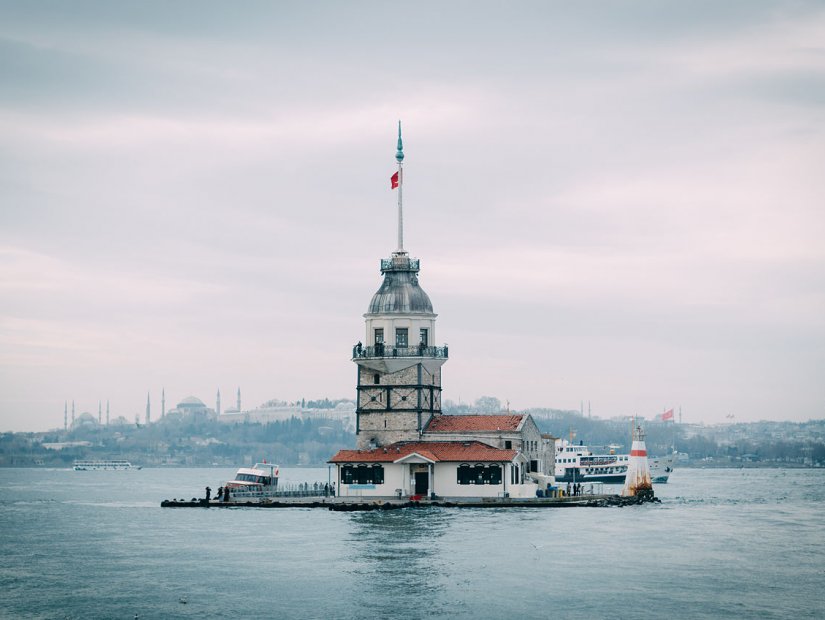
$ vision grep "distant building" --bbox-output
[72,412,99,429]
[164,396,217,420]
[219,400,355,431]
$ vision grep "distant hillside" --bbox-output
[1,415,355,467]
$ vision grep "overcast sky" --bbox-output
[1,1,823,431]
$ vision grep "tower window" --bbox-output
[373,374,380,385]
[374,328,384,344]
[396,328,408,348]
[419,328,428,347]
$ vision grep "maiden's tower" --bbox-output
[351,124,448,450]
[331,125,554,499]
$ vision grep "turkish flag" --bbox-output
[662,409,674,421]
[391,171,399,189]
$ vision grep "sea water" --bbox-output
[0,467,822,619]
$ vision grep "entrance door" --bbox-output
[414,471,429,495]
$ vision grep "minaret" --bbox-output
[71,401,75,427]
[237,387,241,412]
[98,401,102,425]
[145,392,150,424]
[161,388,165,418]
[216,389,221,416]
[64,401,68,431]
[106,400,110,426]
[352,124,448,449]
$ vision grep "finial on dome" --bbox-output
[395,120,404,162]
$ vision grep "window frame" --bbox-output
[395,328,408,348]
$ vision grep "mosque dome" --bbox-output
[74,412,98,426]
[367,256,433,315]
[178,396,206,409]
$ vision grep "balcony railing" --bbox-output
[353,343,448,359]
[380,257,420,272]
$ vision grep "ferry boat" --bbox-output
[555,440,677,484]
[73,460,141,471]
[224,462,280,498]
[650,451,678,483]
[555,440,628,484]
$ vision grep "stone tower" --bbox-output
[352,124,448,449]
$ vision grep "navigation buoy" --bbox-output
[621,422,655,500]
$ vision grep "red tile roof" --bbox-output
[329,441,517,463]
[425,414,524,433]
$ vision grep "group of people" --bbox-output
[205,486,231,502]
[566,482,585,497]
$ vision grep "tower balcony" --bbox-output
[380,256,420,272]
[353,343,448,360]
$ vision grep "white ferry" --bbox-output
[555,440,677,484]
[224,462,280,498]
[73,460,141,471]
[650,451,678,483]
[555,440,628,484]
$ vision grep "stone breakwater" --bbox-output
[160,494,659,511]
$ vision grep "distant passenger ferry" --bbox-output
[73,460,141,471]
[555,440,677,484]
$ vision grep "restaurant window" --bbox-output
[374,328,384,344]
[419,328,428,347]
[457,464,501,485]
[396,328,408,348]
[342,464,384,485]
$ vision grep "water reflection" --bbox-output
[344,507,455,617]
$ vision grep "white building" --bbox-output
[330,127,553,499]
[219,401,356,431]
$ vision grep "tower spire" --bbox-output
[145,392,150,424]
[395,121,404,253]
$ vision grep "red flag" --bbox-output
[662,409,674,421]
[390,171,399,189]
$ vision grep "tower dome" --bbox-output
[367,255,433,315]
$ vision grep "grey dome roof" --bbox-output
[367,258,434,314]
[178,396,205,407]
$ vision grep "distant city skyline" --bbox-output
[2,2,824,432]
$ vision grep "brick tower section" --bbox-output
[352,252,448,450]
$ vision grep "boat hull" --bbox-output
[556,471,626,484]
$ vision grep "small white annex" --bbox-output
[330,440,539,499]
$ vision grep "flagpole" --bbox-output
[396,121,404,253]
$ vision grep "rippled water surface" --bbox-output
[1,467,823,619]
